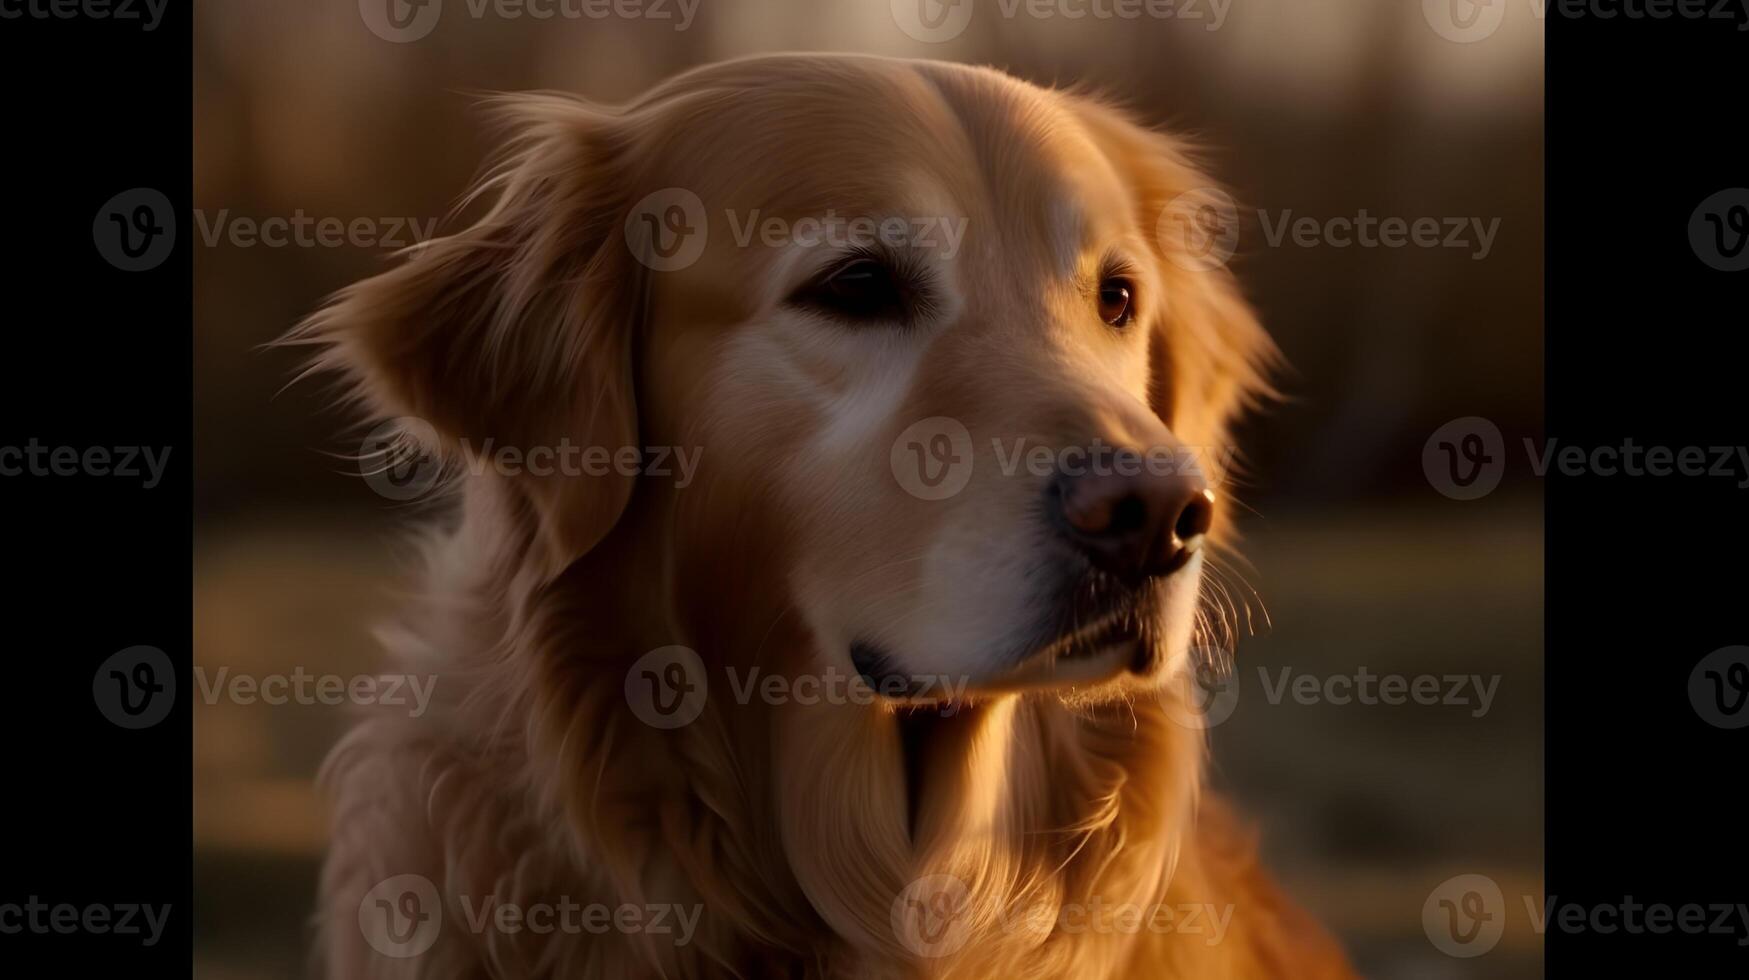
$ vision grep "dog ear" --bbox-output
[291,95,641,579]
[1070,96,1280,452]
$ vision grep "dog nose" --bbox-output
[1048,457,1214,581]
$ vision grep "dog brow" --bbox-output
[1048,196,1085,278]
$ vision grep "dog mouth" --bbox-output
[872,609,1158,838]
[1039,610,1150,665]
[851,592,1169,839]
[985,608,1153,692]
[849,598,1163,707]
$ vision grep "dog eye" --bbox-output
[1097,277,1135,327]
[791,257,912,324]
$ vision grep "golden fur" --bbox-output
[295,54,1356,979]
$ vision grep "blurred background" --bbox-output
[195,1,1542,976]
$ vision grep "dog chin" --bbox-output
[850,621,1179,710]
[848,554,1204,707]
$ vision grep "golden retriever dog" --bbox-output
[295,53,1355,979]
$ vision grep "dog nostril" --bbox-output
[1060,482,1147,537]
[1109,494,1148,535]
[1052,472,1213,580]
[1174,488,1216,544]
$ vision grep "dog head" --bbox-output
[300,54,1274,702]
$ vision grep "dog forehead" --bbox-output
[645,58,1116,233]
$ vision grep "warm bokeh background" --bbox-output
[195,1,1542,976]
